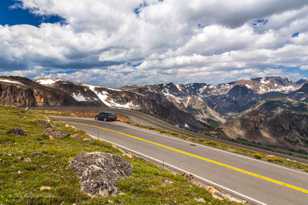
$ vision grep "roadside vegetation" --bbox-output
[0,106,238,205]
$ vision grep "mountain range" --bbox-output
[1,75,308,153]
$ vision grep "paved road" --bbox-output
[38,106,308,161]
[54,116,308,205]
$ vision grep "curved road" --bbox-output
[53,116,308,205]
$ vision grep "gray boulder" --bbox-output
[45,127,69,139]
[70,152,132,197]
[7,128,26,136]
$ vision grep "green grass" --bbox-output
[0,106,237,205]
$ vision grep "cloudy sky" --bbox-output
[0,0,308,87]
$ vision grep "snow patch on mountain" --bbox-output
[176,84,183,92]
[258,84,299,94]
[199,85,209,94]
[0,78,24,86]
[88,85,140,109]
[72,93,88,102]
[36,79,60,86]
[244,84,253,89]
[164,93,183,105]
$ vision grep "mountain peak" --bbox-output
[227,84,255,96]
[36,78,63,86]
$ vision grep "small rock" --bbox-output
[182,173,194,181]
[45,128,69,139]
[206,186,247,204]
[163,179,174,185]
[207,186,224,200]
[31,152,44,157]
[40,186,52,191]
[40,165,48,169]
[82,138,91,142]
[24,157,32,163]
[123,153,133,159]
[17,170,22,175]
[7,128,26,136]
[17,156,24,160]
[194,197,205,203]
[71,133,84,140]
[70,152,132,197]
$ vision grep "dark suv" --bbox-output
[95,112,117,122]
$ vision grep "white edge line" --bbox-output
[63,116,308,176]
[85,132,268,205]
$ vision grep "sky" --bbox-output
[0,0,308,87]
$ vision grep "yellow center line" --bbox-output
[77,122,308,195]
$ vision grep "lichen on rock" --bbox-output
[45,127,69,139]
[70,152,132,197]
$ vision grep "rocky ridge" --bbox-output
[223,100,308,152]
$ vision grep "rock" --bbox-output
[40,186,52,191]
[206,186,247,204]
[182,173,194,181]
[45,127,69,139]
[163,179,173,185]
[0,76,83,107]
[123,153,133,159]
[71,133,84,140]
[36,120,52,129]
[194,197,206,203]
[23,157,32,163]
[70,152,132,197]
[7,128,26,136]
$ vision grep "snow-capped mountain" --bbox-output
[33,75,308,121]
[189,76,301,96]
[33,78,208,130]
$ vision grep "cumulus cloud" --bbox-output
[0,0,308,86]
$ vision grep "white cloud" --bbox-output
[0,0,307,86]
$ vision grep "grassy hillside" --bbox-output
[0,106,237,205]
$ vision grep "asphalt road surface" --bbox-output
[54,116,308,205]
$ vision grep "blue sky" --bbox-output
[0,0,63,26]
[0,0,307,87]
